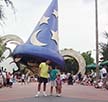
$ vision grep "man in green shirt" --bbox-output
[35,60,51,97]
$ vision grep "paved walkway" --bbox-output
[0,82,108,102]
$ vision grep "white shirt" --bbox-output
[21,74,25,79]
[101,67,107,74]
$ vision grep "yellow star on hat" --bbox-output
[52,9,58,18]
[39,16,49,25]
[51,30,59,44]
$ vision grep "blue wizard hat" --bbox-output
[13,0,64,68]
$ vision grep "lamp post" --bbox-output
[95,0,99,80]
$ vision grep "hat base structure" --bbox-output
[13,43,64,68]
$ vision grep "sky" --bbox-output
[1,0,108,60]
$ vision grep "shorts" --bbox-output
[22,79,25,82]
[38,77,48,84]
[50,80,57,87]
[103,73,107,77]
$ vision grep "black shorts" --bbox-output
[38,77,48,84]
[22,79,25,82]
[103,73,107,77]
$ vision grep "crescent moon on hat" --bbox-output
[30,29,47,46]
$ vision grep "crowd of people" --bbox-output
[66,65,108,90]
[0,67,34,88]
[0,60,108,97]
[35,60,108,97]
[0,68,14,88]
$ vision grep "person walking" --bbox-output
[35,60,51,97]
[21,74,26,85]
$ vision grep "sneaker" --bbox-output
[56,94,61,97]
[35,91,40,97]
[58,94,61,97]
[43,92,47,96]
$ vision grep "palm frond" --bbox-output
[4,0,15,10]
[0,0,15,24]
[0,5,6,20]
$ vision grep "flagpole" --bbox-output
[95,0,99,80]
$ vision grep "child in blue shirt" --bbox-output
[49,66,59,96]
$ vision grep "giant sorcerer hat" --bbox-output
[13,0,64,68]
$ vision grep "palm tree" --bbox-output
[100,32,108,61]
[0,38,5,56]
[0,0,14,23]
[81,51,94,65]
[0,37,6,62]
